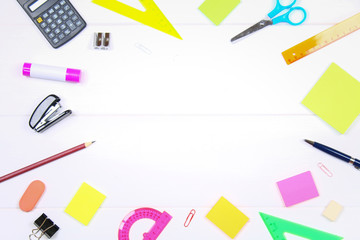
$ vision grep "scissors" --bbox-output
[231,0,307,42]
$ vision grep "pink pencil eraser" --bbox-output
[19,180,45,212]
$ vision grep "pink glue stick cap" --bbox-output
[23,63,32,76]
[66,68,81,82]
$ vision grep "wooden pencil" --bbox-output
[0,141,95,183]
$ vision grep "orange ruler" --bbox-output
[282,12,360,65]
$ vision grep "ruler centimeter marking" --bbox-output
[282,12,360,65]
[118,208,172,240]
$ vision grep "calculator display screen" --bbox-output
[29,0,49,12]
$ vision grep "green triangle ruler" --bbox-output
[92,0,182,39]
[259,212,343,240]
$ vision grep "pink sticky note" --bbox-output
[277,171,319,207]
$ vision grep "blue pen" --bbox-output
[305,139,360,170]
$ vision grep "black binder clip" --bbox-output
[29,213,59,239]
[29,94,72,133]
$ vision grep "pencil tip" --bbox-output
[304,139,314,145]
[85,141,96,147]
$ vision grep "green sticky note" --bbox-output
[199,0,241,26]
[65,183,106,226]
[302,63,360,134]
[206,197,249,238]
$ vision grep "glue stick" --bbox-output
[22,63,81,83]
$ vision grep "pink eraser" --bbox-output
[19,180,45,212]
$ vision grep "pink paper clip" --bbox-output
[184,209,196,227]
[318,162,333,177]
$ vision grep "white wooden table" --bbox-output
[1,0,360,239]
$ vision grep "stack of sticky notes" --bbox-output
[206,196,249,238]
[302,63,360,134]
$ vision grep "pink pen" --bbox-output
[23,62,81,83]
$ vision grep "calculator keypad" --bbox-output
[36,0,85,47]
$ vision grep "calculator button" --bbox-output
[37,17,43,23]
[68,10,74,16]
[60,0,66,5]
[71,15,78,21]
[42,13,49,19]
[54,28,61,35]
[50,23,57,29]
[58,9,64,15]
[59,33,65,40]
[75,20,82,27]
[66,20,76,30]
[52,14,58,19]
[64,5,70,11]
[62,14,68,20]
[54,4,60,10]
[46,18,53,24]
[56,19,62,25]
[48,8,55,14]
[49,32,55,38]
[53,38,59,44]
[64,29,71,35]
[44,27,51,33]
[60,24,66,30]
[40,22,47,28]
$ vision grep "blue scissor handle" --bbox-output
[268,0,297,18]
[272,7,307,25]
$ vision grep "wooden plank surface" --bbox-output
[0,0,359,239]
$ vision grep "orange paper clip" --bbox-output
[184,209,196,227]
[318,162,333,177]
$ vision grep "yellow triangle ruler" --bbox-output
[92,0,182,39]
[282,12,360,65]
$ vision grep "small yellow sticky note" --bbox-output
[206,197,249,238]
[302,63,360,134]
[65,183,106,226]
[322,200,343,221]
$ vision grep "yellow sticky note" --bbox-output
[206,197,249,238]
[65,183,106,226]
[302,63,360,134]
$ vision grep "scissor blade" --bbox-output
[231,19,273,42]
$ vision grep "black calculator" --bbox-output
[17,0,86,48]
